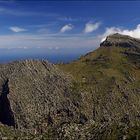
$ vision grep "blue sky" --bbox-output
[1,1,140,54]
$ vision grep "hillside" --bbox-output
[59,33,140,139]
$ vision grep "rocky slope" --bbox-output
[0,60,82,134]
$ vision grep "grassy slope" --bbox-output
[59,46,140,94]
[58,46,140,139]
[59,46,139,83]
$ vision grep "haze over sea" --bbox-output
[0,47,93,64]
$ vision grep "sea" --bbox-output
[0,47,94,64]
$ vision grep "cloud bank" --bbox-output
[101,24,140,42]
[0,34,100,50]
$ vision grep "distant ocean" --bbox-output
[0,53,81,64]
[0,47,94,64]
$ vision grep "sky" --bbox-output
[0,0,140,63]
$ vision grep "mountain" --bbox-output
[0,34,140,139]
[59,33,140,139]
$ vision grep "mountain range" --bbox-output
[0,33,140,140]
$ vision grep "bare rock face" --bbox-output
[100,33,140,48]
[0,60,81,132]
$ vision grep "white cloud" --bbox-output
[84,22,101,33]
[60,24,73,33]
[101,24,140,42]
[9,26,27,33]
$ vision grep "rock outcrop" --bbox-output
[100,33,140,48]
[0,60,81,132]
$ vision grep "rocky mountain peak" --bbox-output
[100,33,140,48]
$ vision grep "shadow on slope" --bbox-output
[0,79,15,127]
